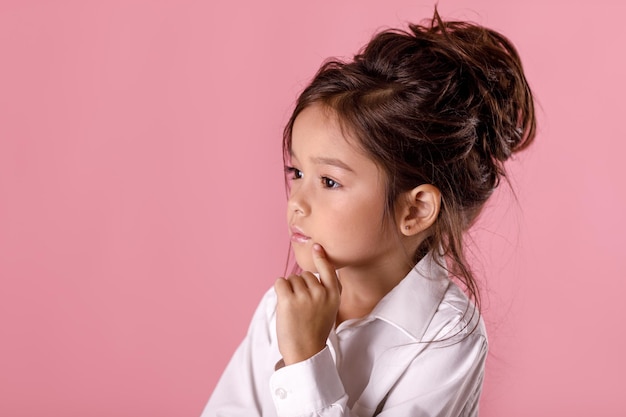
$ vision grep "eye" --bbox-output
[321,176,341,189]
[285,166,303,180]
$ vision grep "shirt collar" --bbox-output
[370,251,450,341]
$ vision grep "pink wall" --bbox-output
[1,0,624,415]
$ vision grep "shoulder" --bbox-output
[426,280,487,349]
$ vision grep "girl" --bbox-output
[201,10,535,417]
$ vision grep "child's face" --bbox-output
[287,104,401,273]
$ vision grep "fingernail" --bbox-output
[313,243,322,253]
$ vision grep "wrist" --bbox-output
[282,344,326,366]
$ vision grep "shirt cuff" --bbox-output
[269,347,346,417]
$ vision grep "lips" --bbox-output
[290,225,311,244]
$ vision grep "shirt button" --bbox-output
[274,388,287,399]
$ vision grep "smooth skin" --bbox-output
[275,104,441,366]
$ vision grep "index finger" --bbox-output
[311,243,341,295]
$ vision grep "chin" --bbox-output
[294,251,316,273]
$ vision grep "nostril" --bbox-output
[288,198,307,216]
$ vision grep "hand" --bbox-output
[274,243,341,366]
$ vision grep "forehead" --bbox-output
[290,104,367,162]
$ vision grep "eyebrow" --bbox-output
[290,150,355,173]
[310,156,355,172]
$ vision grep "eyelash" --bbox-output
[284,166,342,189]
[285,166,303,180]
[321,177,340,189]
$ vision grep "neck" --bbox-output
[335,253,414,325]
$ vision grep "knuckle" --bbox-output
[274,279,286,292]
[289,274,303,284]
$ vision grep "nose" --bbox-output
[287,184,309,216]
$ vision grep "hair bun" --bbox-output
[408,14,536,163]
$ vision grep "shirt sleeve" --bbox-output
[269,347,349,417]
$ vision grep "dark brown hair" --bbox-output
[283,10,536,314]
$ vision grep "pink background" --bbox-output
[1,0,625,415]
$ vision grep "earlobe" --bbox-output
[399,184,441,236]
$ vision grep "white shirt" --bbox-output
[201,252,488,417]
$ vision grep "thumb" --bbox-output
[312,244,341,295]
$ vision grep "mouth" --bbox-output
[290,226,311,244]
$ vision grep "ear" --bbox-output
[397,184,441,237]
